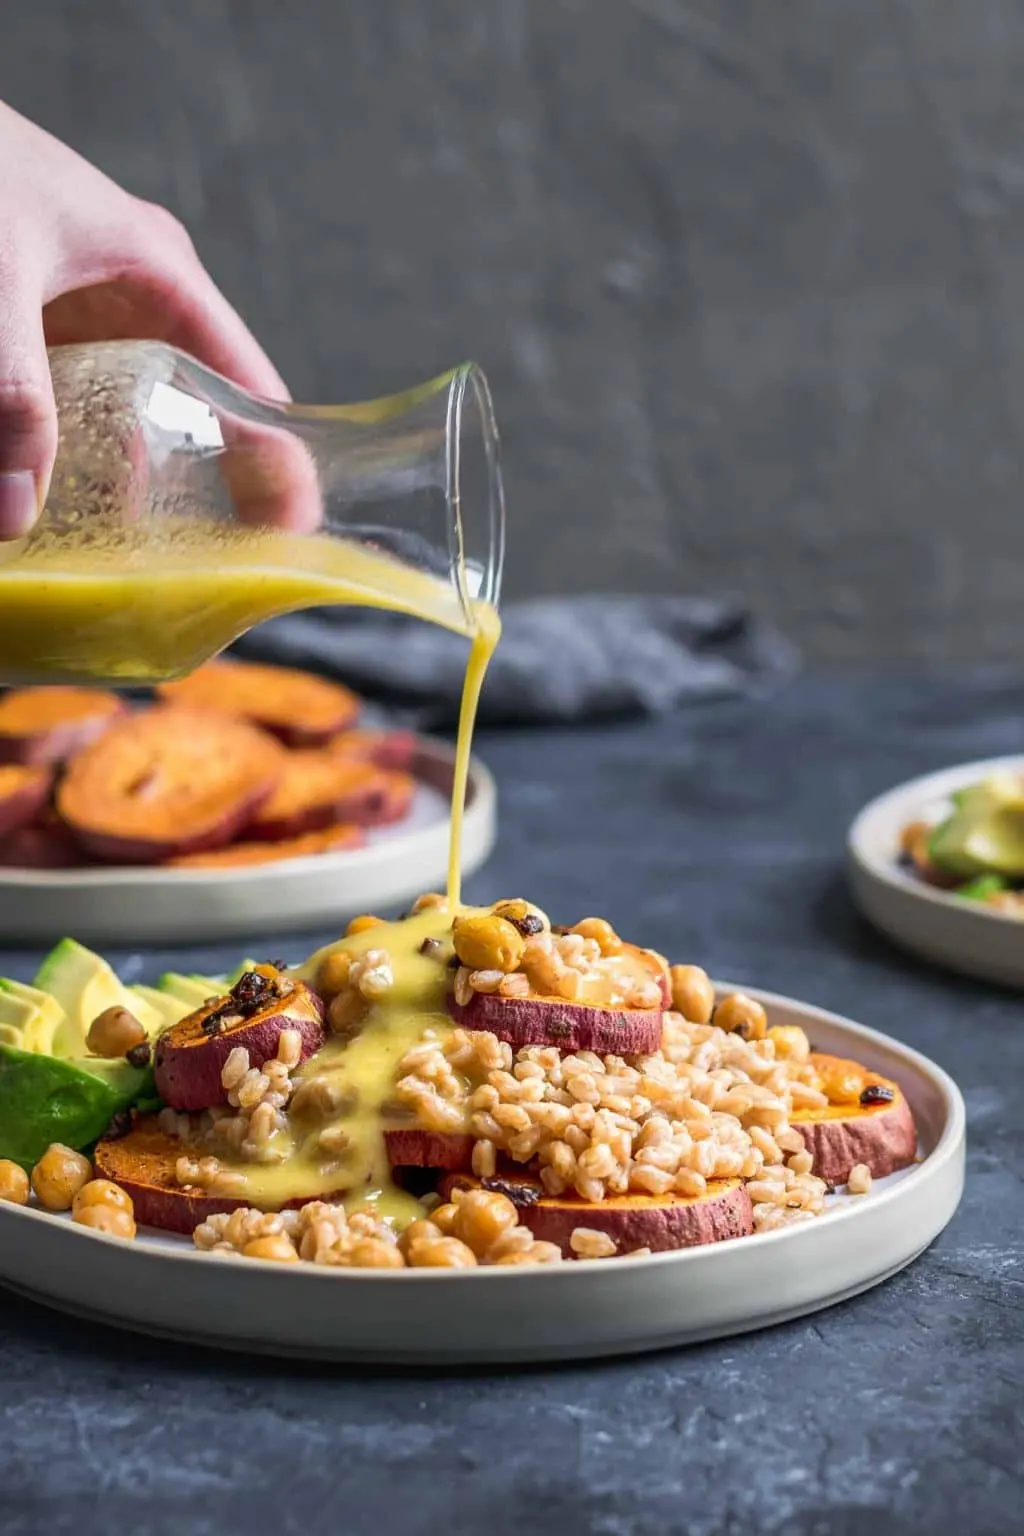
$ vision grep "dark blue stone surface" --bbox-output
[0,674,1021,1535]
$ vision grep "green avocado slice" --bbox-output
[0,1045,151,1170]
[928,774,1024,879]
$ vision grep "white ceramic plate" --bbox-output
[0,739,496,945]
[847,754,1024,987]
[0,987,964,1364]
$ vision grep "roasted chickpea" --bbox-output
[346,914,385,936]
[397,1218,443,1257]
[72,1179,134,1218]
[73,1205,137,1240]
[451,1189,519,1258]
[86,1006,147,1059]
[411,892,448,914]
[328,988,367,1038]
[426,1202,459,1236]
[348,1238,406,1269]
[493,899,549,937]
[669,964,716,1024]
[571,917,622,956]
[767,1024,811,1064]
[317,949,353,999]
[407,1236,478,1268]
[31,1143,92,1211]
[713,992,767,1041]
[242,1233,299,1262]
[815,1056,866,1105]
[899,820,930,856]
[0,1159,29,1205]
[452,915,525,974]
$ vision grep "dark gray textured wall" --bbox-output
[2,0,1022,664]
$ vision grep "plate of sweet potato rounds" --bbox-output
[0,659,496,944]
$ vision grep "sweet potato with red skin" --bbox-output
[250,752,415,840]
[168,823,364,870]
[0,822,90,869]
[0,765,53,837]
[57,707,285,863]
[157,659,360,746]
[792,1068,917,1184]
[385,1129,474,1171]
[328,729,417,771]
[94,1116,347,1233]
[448,991,665,1055]
[0,688,127,766]
[440,1172,754,1254]
[447,941,669,1054]
[153,975,325,1112]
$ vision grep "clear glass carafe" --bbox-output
[0,342,504,685]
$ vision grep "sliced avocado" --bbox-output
[0,979,65,1056]
[130,984,192,1029]
[956,873,1010,903]
[34,938,165,1057]
[225,959,259,985]
[157,972,221,1010]
[928,774,1024,880]
[0,1043,150,1170]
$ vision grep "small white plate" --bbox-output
[0,739,496,946]
[848,755,1024,988]
[0,987,965,1364]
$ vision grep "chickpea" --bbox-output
[452,915,525,974]
[767,1024,811,1064]
[669,964,716,1024]
[428,1202,459,1236]
[346,914,385,936]
[397,1218,443,1257]
[713,992,768,1041]
[0,1159,29,1205]
[406,1236,478,1268]
[242,1233,300,1262]
[328,988,367,1038]
[86,1006,147,1059]
[316,949,353,999]
[815,1056,866,1105]
[31,1143,92,1211]
[899,820,930,856]
[73,1205,137,1240]
[492,1250,538,1266]
[348,1238,406,1269]
[571,918,623,957]
[411,892,448,914]
[493,899,549,937]
[72,1179,134,1218]
[451,1189,519,1258]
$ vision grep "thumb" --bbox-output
[0,283,57,540]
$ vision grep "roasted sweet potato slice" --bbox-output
[440,1172,754,1255]
[792,1056,917,1183]
[385,1129,474,1172]
[0,687,127,766]
[153,970,325,1111]
[168,824,365,870]
[328,729,417,771]
[157,658,360,746]
[56,707,284,863]
[250,751,414,840]
[0,765,53,838]
[447,944,669,1054]
[94,1114,346,1234]
[0,822,89,870]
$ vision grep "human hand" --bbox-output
[0,100,292,539]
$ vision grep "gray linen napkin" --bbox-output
[232,596,798,730]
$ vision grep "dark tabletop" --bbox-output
[1,672,1021,1536]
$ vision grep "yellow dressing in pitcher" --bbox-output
[0,522,500,912]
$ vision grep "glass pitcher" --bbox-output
[0,342,505,685]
